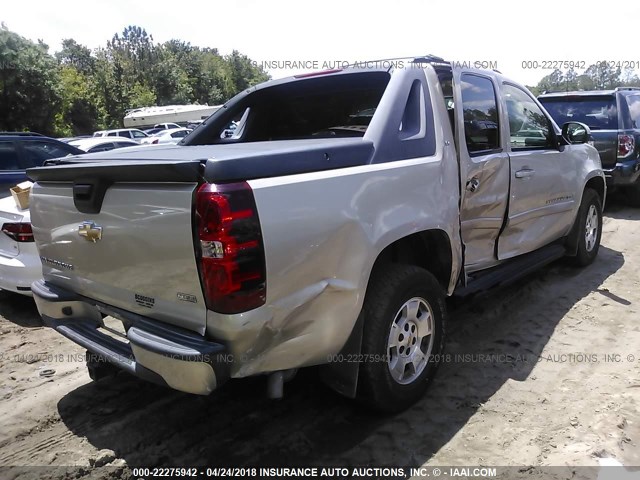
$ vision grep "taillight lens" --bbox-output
[2,223,34,242]
[618,134,635,158]
[195,182,266,314]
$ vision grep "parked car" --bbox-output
[143,123,182,136]
[141,127,192,144]
[92,129,149,142]
[154,123,181,130]
[0,195,39,296]
[0,133,83,197]
[27,58,604,412]
[58,135,92,143]
[68,137,139,153]
[539,87,640,205]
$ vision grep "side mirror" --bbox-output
[561,122,591,145]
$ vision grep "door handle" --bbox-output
[466,177,480,192]
[515,168,535,179]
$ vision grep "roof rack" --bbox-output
[0,131,44,136]
[412,54,447,64]
[615,87,640,91]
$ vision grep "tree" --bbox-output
[0,24,271,134]
[54,65,104,135]
[56,38,95,75]
[584,61,621,90]
[0,26,61,135]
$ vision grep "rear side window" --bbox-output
[625,95,640,128]
[131,130,146,138]
[0,142,19,170]
[117,131,131,138]
[460,74,500,154]
[539,96,617,130]
[171,130,188,138]
[21,141,78,168]
[88,143,115,153]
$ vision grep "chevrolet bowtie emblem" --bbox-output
[78,221,102,242]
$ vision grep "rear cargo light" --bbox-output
[618,134,635,158]
[195,182,266,314]
[1,223,34,242]
[294,69,343,78]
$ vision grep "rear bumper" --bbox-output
[31,280,231,395]
[603,158,640,187]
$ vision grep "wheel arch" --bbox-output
[369,229,454,292]
[319,229,454,399]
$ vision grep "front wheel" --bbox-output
[568,188,602,267]
[357,264,446,412]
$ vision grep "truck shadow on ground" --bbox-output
[0,290,42,328]
[56,244,624,468]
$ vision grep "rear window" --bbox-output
[189,71,391,144]
[539,96,618,130]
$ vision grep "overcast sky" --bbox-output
[3,0,640,86]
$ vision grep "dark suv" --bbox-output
[0,133,83,197]
[539,88,640,205]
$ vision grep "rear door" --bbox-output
[498,83,577,259]
[453,69,510,272]
[0,141,23,197]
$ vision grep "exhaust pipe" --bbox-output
[266,369,297,399]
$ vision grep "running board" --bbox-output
[454,244,566,298]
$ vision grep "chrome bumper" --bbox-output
[31,280,230,395]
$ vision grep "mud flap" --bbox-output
[317,310,364,398]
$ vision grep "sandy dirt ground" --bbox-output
[0,200,638,479]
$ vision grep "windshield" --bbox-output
[539,96,618,130]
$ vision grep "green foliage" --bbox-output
[0,28,61,135]
[0,24,270,135]
[532,61,640,94]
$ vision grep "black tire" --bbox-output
[357,264,446,413]
[568,189,602,267]
[624,183,640,207]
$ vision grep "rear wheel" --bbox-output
[568,189,602,267]
[357,264,446,412]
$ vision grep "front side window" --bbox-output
[460,74,500,154]
[132,130,146,138]
[503,84,553,149]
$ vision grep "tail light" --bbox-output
[2,223,34,242]
[195,182,266,314]
[618,134,635,158]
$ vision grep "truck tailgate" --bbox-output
[29,160,207,334]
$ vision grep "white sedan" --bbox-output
[0,196,40,296]
[68,137,140,153]
[141,128,192,145]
